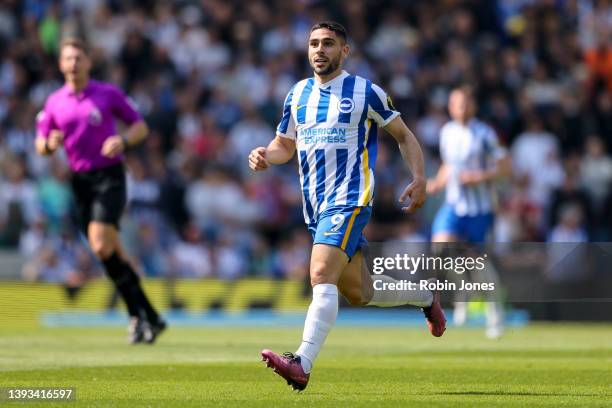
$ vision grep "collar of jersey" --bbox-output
[65,80,93,97]
[452,118,479,128]
[313,70,349,88]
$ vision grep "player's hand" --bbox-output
[101,135,125,158]
[399,177,426,214]
[459,170,486,186]
[248,147,269,171]
[47,130,64,151]
[426,178,439,195]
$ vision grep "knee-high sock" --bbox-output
[102,252,161,323]
[296,284,338,374]
[121,259,161,324]
[480,259,504,329]
[367,275,433,308]
[102,252,141,318]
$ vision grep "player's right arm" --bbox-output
[248,136,296,171]
[427,163,449,195]
[34,101,63,156]
[249,86,297,172]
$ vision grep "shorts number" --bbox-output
[330,214,346,232]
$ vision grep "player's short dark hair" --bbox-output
[451,84,475,98]
[59,37,89,55]
[310,21,348,43]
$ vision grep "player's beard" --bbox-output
[312,54,341,76]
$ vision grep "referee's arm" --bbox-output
[121,120,149,147]
[35,130,64,156]
[101,120,149,158]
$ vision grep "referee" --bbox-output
[35,37,166,344]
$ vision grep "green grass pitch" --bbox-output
[1,324,611,407]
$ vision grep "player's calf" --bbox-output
[337,250,373,306]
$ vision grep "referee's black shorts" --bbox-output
[70,163,126,234]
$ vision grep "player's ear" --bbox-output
[58,59,67,74]
[342,42,350,58]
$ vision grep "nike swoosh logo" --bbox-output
[296,105,307,110]
[323,232,341,236]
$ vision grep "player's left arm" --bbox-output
[367,83,426,213]
[459,127,512,186]
[460,156,511,186]
[101,85,149,158]
[383,116,426,214]
[101,120,148,158]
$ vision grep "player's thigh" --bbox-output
[309,206,371,286]
[70,173,94,236]
[337,250,373,306]
[311,206,371,260]
[88,165,127,255]
[309,243,349,286]
[91,166,126,228]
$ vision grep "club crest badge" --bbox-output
[337,97,355,114]
[88,107,102,126]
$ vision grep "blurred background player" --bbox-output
[35,37,166,344]
[250,21,445,391]
[427,85,511,339]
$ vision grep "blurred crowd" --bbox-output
[0,0,610,285]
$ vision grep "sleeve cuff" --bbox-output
[276,132,295,140]
[380,111,400,127]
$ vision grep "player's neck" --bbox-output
[314,69,344,85]
[456,116,474,125]
[67,77,90,93]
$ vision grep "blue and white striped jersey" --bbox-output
[439,118,506,216]
[276,70,399,224]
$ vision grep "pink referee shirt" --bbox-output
[36,80,142,172]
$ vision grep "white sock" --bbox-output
[367,275,433,308]
[296,283,338,374]
[486,302,504,330]
[454,301,467,326]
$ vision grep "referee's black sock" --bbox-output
[102,252,141,318]
[120,260,161,325]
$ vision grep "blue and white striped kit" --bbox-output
[276,70,399,224]
[439,118,506,216]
